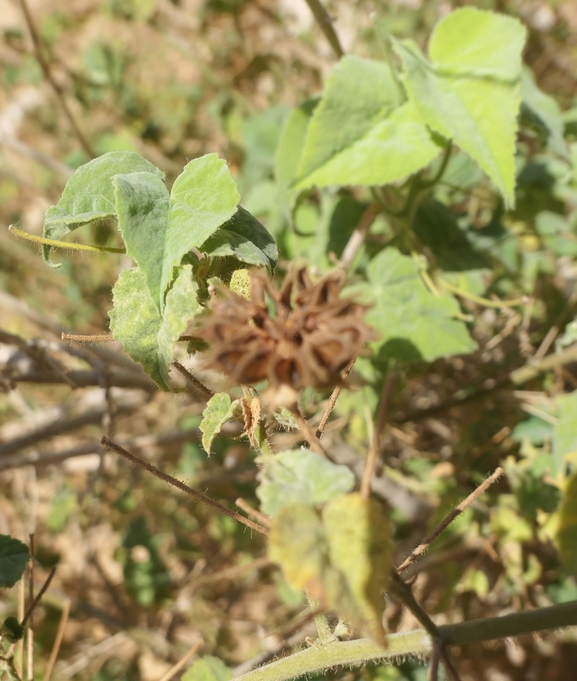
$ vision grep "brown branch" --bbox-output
[101,437,268,536]
[291,405,327,457]
[339,203,381,269]
[172,360,214,400]
[315,362,355,440]
[397,467,504,574]
[21,567,56,629]
[61,333,114,343]
[192,556,273,587]
[18,0,95,158]
[158,640,202,681]
[236,498,271,528]
[0,426,200,472]
[8,367,155,391]
[42,598,70,681]
[360,371,398,498]
[303,0,344,59]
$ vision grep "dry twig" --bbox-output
[101,437,268,536]
[360,371,398,498]
[397,467,504,574]
[18,0,95,158]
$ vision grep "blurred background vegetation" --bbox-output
[2,0,577,679]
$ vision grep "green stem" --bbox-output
[440,279,525,309]
[234,630,432,681]
[305,595,333,645]
[9,225,125,254]
[234,600,577,681]
[419,142,453,190]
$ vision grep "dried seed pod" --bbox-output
[194,266,374,391]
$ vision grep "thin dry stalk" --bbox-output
[236,498,271,527]
[192,556,272,587]
[429,639,441,681]
[43,598,71,681]
[315,362,355,439]
[17,577,25,677]
[303,0,344,58]
[290,406,327,457]
[17,0,95,158]
[172,360,214,400]
[61,334,113,342]
[397,467,504,573]
[21,567,56,629]
[157,640,202,681]
[360,372,398,498]
[26,534,34,681]
[101,437,268,535]
[534,290,577,361]
[339,204,381,269]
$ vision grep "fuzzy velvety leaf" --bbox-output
[201,207,278,270]
[269,495,392,643]
[43,151,163,266]
[0,535,30,588]
[348,248,476,361]
[114,171,170,311]
[257,448,356,517]
[166,154,240,288]
[268,504,328,597]
[294,56,439,189]
[323,494,392,645]
[200,393,239,456]
[275,98,319,188]
[395,8,526,207]
[557,472,577,578]
[108,265,200,391]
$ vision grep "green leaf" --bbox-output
[43,151,163,266]
[323,494,392,644]
[200,393,240,456]
[257,449,356,517]
[0,535,30,588]
[394,8,527,207]
[167,153,240,283]
[182,656,232,681]
[114,154,240,310]
[553,391,577,473]
[557,471,577,577]
[348,248,476,362]
[1,616,25,644]
[294,56,440,189]
[201,206,279,270]
[108,264,200,390]
[113,171,170,311]
[275,98,319,188]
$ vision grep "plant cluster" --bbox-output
[3,1,577,680]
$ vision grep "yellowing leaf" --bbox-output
[323,494,392,644]
[268,504,327,600]
[268,495,393,643]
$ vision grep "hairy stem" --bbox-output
[234,600,577,681]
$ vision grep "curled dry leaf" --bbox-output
[193,265,375,391]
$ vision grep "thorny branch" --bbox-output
[397,467,504,573]
[101,437,269,536]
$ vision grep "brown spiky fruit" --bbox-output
[194,266,374,391]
